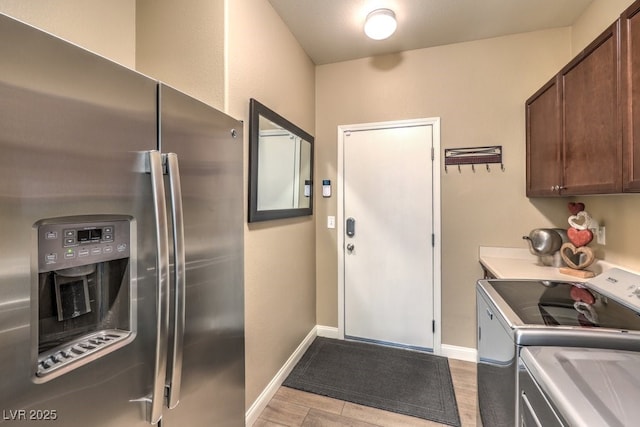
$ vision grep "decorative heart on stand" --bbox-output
[567,227,593,247]
[567,211,592,230]
[561,243,595,270]
[568,202,586,215]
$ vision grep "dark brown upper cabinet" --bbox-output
[622,1,640,191]
[561,21,621,195]
[526,21,622,196]
[526,77,562,196]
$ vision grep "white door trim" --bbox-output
[337,118,442,354]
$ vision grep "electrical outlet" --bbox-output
[596,226,606,245]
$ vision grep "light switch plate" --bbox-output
[327,216,336,229]
[596,226,606,245]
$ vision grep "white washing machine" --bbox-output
[520,346,640,426]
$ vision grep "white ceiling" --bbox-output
[268,0,594,65]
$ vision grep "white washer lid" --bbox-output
[521,346,640,427]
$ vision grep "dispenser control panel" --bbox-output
[585,268,640,312]
[38,218,131,272]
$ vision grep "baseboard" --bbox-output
[441,344,477,362]
[316,325,340,339]
[245,327,317,426]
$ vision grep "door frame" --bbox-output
[336,118,442,354]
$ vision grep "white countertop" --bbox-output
[478,246,616,281]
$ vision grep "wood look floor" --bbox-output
[253,359,478,427]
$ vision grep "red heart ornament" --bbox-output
[567,227,593,247]
[570,286,595,304]
[568,202,585,215]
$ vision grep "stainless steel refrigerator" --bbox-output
[0,13,245,426]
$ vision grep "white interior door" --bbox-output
[343,124,434,350]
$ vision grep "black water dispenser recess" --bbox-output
[35,216,134,381]
[53,265,93,321]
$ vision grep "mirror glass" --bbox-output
[249,99,314,222]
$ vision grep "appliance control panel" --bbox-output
[585,268,640,312]
[37,217,131,273]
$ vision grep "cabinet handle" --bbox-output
[486,308,493,320]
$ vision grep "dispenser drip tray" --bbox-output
[36,329,131,378]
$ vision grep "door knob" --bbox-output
[346,243,355,252]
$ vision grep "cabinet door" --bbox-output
[561,21,622,195]
[526,77,562,196]
[622,2,640,191]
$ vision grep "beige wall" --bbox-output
[315,0,640,350]
[315,29,573,348]
[572,0,635,52]
[568,0,640,272]
[0,0,135,67]
[226,0,316,411]
[0,0,227,109]
[136,0,225,109]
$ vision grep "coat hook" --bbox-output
[472,164,475,172]
[501,163,505,172]
[445,164,448,173]
[458,164,461,173]
[486,164,490,172]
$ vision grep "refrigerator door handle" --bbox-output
[165,153,185,409]
[147,150,170,424]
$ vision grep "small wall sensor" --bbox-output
[322,179,331,197]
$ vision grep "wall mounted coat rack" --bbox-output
[444,145,504,173]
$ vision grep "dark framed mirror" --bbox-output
[248,98,314,222]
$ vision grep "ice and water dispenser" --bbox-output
[35,216,134,381]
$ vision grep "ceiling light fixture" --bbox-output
[364,8,397,40]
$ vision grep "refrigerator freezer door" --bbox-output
[0,14,160,426]
[158,84,245,426]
